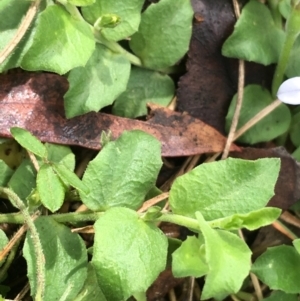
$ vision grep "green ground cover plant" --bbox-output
[1,0,300,300]
[0,128,284,300]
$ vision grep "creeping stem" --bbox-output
[0,187,45,301]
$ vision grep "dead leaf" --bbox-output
[230,147,300,209]
[176,0,236,133]
[0,72,239,157]
[177,0,275,134]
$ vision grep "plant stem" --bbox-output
[222,59,245,159]
[233,99,282,141]
[271,5,300,97]
[0,210,201,233]
[0,211,104,224]
[0,188,45,301]
[94,31,143,66]
[52,211,104,223]
[0,212,24,224]
[234,290,257,301]
[0,0,40,65]
[272,219,298,239]
[57,0,84,21]
[137,192,169,213]
[222,0,244,159]
[0,209,202,235]
[0,237,21,282]
[155,213,200,232]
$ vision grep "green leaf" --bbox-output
[292,145,300,161]
[286,35,300,78]
[263,291,298,301]
[45,143,75,171]
[82,0,144,41]
[293,238,300,254]
[10,127,47,158]
[0,229,8,268]
[64,43,130,118]
[23,217,88,301]
[81,130,162,211]
[52,163,89,195]
[21,5,95,75]
[278,0,292,19]
[112,67,175,118]
[37,163,65,212]
[92,207,168,300]
[252,245,300,293]
[169,158,280,220]
[225,85,291,144]
[74,263,107,301]
[172,236,208,278]
[289,110,300,147]
[222,0,285,65]
[0,160,13,186]
[196,212,251,300]
[8,159,36,206]
[208,207,281,231]
[0,0,39,72]
[129,0,193,70]
[68,0,95,6]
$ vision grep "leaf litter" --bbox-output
[0,72,239,157]
[1,0,300,300]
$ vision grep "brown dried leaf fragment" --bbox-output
[0,72,239,157]
[176,0,236,133]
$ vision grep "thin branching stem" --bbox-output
[233,99,282,140]
[27,150,40,172]
[0,0,40,65]
[0,188,45,301]
[222,0,245,159]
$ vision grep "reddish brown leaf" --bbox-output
[176,0,236,133]
[230,147,300,209]
[0,72,239,157]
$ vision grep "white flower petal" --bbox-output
[277,77,300,105]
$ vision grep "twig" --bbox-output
[232,0,241,17]
[249,272,263,301]
[0,224,27,262]
[168,288,177,301]
[222,0,245,159]
[0,236,22,283]
[137,192,169,213]
[27,150,40,172]
[0,0,40,65]
[233,99,282,141]
[239,229,263,300]
[280,210,300,228]
[13,283,30,301]
[204,152,221,163]
[188,277,195,301]
[272,219,298,240]
[222,59,245,159]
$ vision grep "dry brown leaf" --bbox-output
[0,72,239,156]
